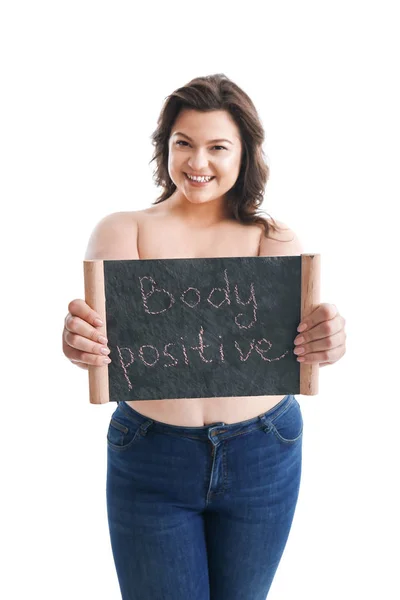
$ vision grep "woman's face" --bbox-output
[167,109,243,208]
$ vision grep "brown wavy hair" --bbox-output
[149,73,286,239]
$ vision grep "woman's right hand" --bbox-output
[62,299,111,370]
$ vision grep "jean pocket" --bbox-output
[107,411,143,452]
[269,398,303,445]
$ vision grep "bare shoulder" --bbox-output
[258,218,304,256]
[84,210,145,260]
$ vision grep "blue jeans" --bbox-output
[106,394,303,600]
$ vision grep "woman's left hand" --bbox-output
[293,303,346,367]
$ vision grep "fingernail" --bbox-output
[293,347,304,355]
[98,336,108,344]
[103,357,111,364]
[94,318,103,326]
[297,323,307,332]
[100,347,110,355]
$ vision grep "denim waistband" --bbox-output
[116,394,296,442]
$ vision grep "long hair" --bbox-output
[149,73,286,238]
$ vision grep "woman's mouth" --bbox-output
[184,173,216,187]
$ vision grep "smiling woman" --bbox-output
[167,109,242,212]
[149,74,287,236]
[63,73,307,600]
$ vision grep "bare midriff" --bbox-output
[122,204,287,427]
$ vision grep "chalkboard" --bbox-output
[84,254,320,403]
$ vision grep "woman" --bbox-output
[62,74,346,599]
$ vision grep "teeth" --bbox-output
[186,174,213,183]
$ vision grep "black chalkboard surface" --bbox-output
[84,254,320,403]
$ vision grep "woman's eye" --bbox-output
[175,141,226,150]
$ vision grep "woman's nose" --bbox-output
[187,150,209,171]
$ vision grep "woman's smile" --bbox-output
[184,172,216,187]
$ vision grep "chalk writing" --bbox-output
[116,326,289,391]
[103,255,301,400]
[139,268,257,329]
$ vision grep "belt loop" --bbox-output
[139,420,153,436]
[259,414,272,433]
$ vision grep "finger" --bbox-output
[296,314,343,344]
[64,312,108,346]
[297,344,346,365]
[298,303,338,333]
[63,326,110,357]
[65,344,112,367]
[295,330,345,356]
[67,298,104,328]
[70,360,89,371]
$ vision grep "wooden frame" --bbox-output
[84,254,320,404]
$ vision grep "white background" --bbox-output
[1,1,399,598]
